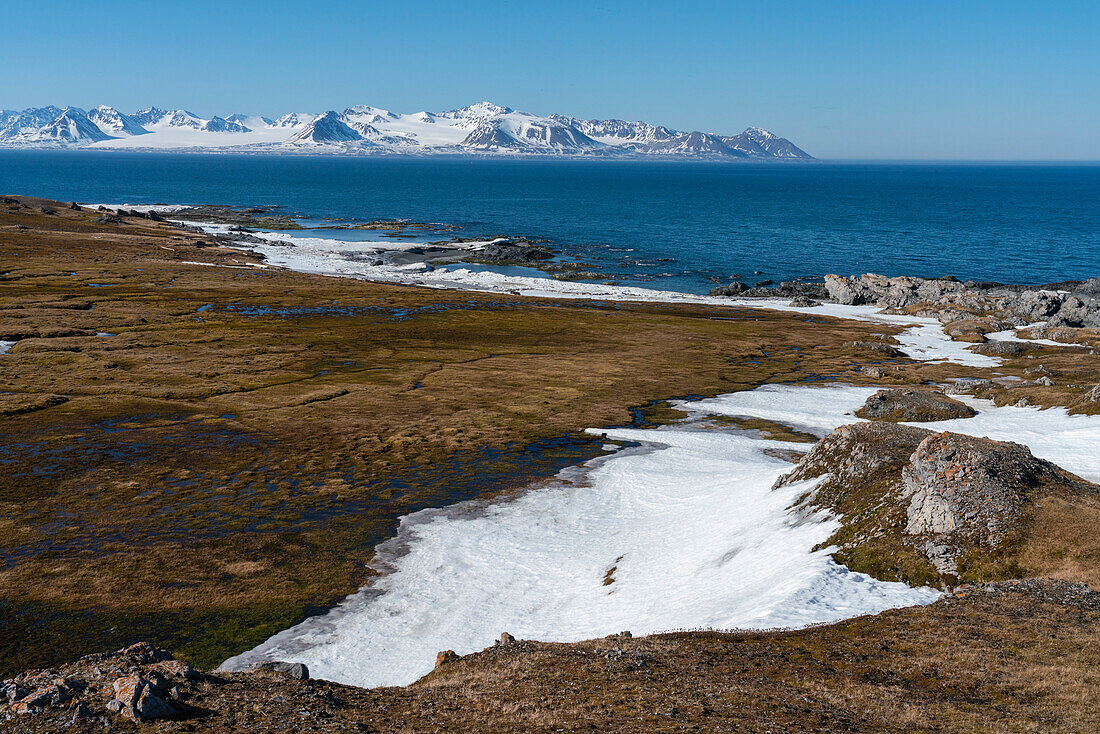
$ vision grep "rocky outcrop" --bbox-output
[824,274,1100,328]
[1,642,195,726]
[855,389,976,423]
[0,642,327,728]
[778,423,1100,582]
[775,422,933,499]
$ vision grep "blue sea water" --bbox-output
[2,151,1098,293]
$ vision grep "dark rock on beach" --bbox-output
[709,278,828,299]
[468,239,555,264]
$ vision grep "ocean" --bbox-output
[2,151,1098,291]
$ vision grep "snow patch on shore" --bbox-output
[222,380,1100,688]
[220,385,939,687]
[81,203,191,213]
[985,323,1090,349]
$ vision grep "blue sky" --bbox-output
[2,1,1097,159]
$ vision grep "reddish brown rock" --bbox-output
[435,650,460,668]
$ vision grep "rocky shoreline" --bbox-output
[713,272,1100,329]
[94,204,1100,309]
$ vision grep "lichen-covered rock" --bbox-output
[855,389,977,423]
[902,433,1086,548]
[1,643,185,726]
[111,675,142,707]
[435,650,460,668]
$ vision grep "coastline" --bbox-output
[3,197,939,675]
[2,197,1100,731]
[136,203,1100,686]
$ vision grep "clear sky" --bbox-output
[2,1,1097,159]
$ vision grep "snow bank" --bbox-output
[985,322,1090,349]
[221,384,939,687]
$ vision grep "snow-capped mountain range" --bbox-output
[0,102,812,159]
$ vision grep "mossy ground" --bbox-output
[0,198,913,674]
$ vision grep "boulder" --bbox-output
[111,675,142,707]
[972,340,1028,356]
[134,687,173,720]
[902,433,1087,547]
[855,389,977,423]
